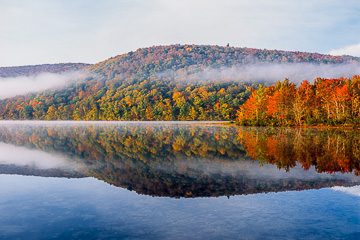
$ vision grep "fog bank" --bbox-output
[0,71,88,99]
[159,63,360,84]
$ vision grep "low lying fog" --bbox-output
[160,63,360,84]
[0,71,88,99]
[0,63,359,100]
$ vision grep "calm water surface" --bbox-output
[0,121,359,239]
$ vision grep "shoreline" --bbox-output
[0,119,358,130]
[225,121,360,130]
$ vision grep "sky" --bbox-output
[0,0,360,66]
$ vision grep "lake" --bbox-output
[0,121,359,239]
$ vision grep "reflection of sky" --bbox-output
[0,174,359,240]
[0,142,80,170]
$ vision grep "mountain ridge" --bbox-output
[88,44,360,82]
[0,63,89,78]
[1,45,359,79]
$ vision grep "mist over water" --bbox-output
[0,70,88,99]
[159,63,360,84]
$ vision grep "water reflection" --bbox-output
[238,127,360,175]
[0,121,359,198]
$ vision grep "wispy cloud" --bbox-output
[0,71,88,99]
[329,43,360,57]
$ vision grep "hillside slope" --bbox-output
[90,44,360,82]
[0,44,359,121]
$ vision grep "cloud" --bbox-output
[0,71,88,99]
[158,63,360,84]
[329,43,360,57]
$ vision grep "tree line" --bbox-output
[0,80,251,120]
[237,75,360,127]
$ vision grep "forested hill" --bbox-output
[0,63,89,78]
[1,44,360,121]
[90,45,360,82]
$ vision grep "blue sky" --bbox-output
[0,0,360,66]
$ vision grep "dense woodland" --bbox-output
[0,124,358,197]
[237,76,360,126]
[1,45,360,121]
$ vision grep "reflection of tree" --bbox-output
[0,124,247,164]
[238,127,360,175]
[0,124,359,198]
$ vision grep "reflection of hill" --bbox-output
[0,122,359,198]
[0,164,85,178]
[89,159,359,198]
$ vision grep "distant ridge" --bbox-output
[89,44,360,82]
[0,63,90,78]
[1,45,359,79]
